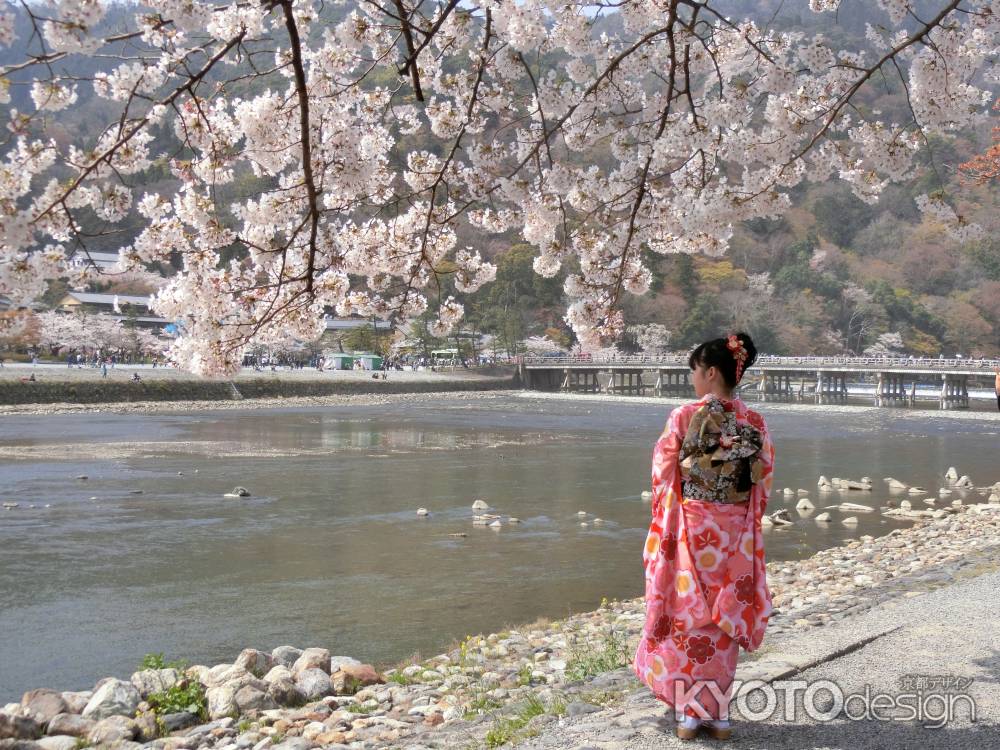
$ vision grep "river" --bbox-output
[1,393,998,701]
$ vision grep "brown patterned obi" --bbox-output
[678,397,764,504]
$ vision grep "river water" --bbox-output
[1,393,998,701]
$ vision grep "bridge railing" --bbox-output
[522,355,1000,371]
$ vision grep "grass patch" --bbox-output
[565,628,629,683]
[146,681,208,721]
[515,664,534,687]
[385,671,417,686]
[345,701,377,714]
[139,652,188,671]
[483,696,547,748]
[139,653,207,722]
[462,692,504,720]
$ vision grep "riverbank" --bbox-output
[0,367,517,411]
[4,482,999,749]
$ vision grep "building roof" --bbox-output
[63,292,152,307]
[324,318,393,331]
[67,252,120,269]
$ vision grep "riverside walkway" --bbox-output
[519,356,1000,409]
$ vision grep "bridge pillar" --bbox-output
[606,369,644,395]
[940,374,969,410]
[877,372,911,405]
[815,371,847,403]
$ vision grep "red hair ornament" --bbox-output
[726,334,748,384]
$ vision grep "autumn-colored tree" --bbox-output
[959,99,1000,184]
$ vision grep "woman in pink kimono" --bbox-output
[633,333,774,741]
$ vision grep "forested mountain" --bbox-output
[3,1,997,356]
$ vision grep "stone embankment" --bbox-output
[4,486,1000,750]
[0,369,517,408]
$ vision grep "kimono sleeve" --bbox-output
[650,406,685,522]
[750,412,775,518]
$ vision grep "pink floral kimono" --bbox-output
[633,394,774,720]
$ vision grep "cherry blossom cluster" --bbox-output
[35,310,164,355]
[0,0,996,374]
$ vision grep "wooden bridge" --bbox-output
[519,356,1000,409]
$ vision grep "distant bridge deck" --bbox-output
[522,355,1000,376]
[519,356,1000,408]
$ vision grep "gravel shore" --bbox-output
[0,384,515,417]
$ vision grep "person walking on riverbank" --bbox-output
[634,333,774,741]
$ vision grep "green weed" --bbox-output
[565,629,629,683]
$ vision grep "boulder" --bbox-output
[185,665,211,685]
[840,480,872,491]
[796,489,809,496]
[471,499,489,511]
[330,664,381,695]
[640,491,652,501]
[271,646,303,668]
[955,475,974,489]
[907,486,926,495]
[35,737,77,750]
[44,715,93,739]
[263,665,294,685]
[884,478,908,491]
[313,730,347,745]
[295,669,332,701]
[271,739,314,750]
[204,664,249,688]
[131,712,158,743]
[814,512,832,522]
[841,516,858,526]
[292,648,331,675]
[234,686,276,714]
[265,678,303,708]
[86,716,136,745]
[81,680,140,721]
[989,493,1000,505]
[817,476,831,487]
[329,657,362,674]
[782,488,794,496]
[945,467,959,483]
[795,498,814,511]
[205,686,238,720]
[0,714,42,741]
[57,693,89,716]
[838,503,874,512]
[416,508,429,516]
[234,649,274,677]
[158,712,198,732]
[19,691,67,727]
[130,668,181,698]
[760,515,773,527]
[900,500,912,510]
[228,487,251,497]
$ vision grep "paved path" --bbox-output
[519,567,1000,749]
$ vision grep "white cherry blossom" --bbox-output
[0,0,995,375]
